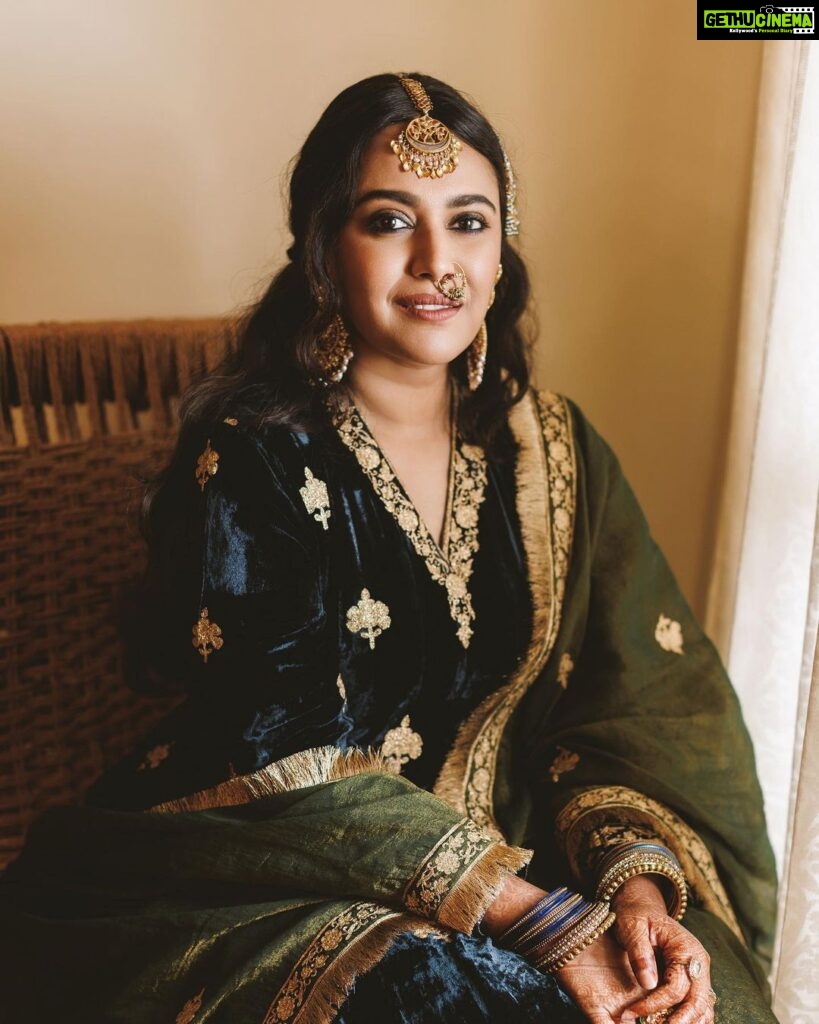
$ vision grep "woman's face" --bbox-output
[336,124,502,377]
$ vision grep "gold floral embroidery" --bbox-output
[549,746,580,783]
[346,588,391,649]
[175,988,204,1024]
[263,902,427,1024]
[299,466,331,530]
[328,396,487,648]
[381,715,423,773]
[223,416,238,426]
[403,818,492,920]
[195,439,219,491]
[433,391,576,836]
[655,614,684,655]
[192,607,223,662]
[336,674,347,701]
[555,786,743,941]
[137,743,172,771]
[557,652,575,689]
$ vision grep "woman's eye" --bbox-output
[367,212,412,234]
[452,214,488,232]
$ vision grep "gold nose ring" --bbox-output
[433,263,467,302]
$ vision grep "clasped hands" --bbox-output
[555,874,715,1024]
[483,874,714,1024]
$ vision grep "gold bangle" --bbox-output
[535,907,616,972]
[596,853,688,921]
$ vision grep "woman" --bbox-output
[1,73,777,1024]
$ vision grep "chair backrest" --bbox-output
[0,318,236,870]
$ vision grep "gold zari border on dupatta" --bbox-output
[262,901,444,1024]
[433,390,576,837]
[403,817,532,932]
[555,785,744,942]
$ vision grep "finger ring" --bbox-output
[665,955,703,980]
[637,1010,674,1024]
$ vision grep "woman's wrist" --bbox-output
[480,875,549,937]
[491,882,616,973]
[594,841,688,920]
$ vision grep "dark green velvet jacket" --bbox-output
[0,388,777,1023]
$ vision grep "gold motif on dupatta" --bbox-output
[195,439,219,491]
[403,818,491,920]
[175,988,204,1024]
[192,607,223,662]
[433,391,577,835]
[557,652,575,689]
[328,396,487,649]
[336,674,347,701]
[655,614,684,655]
[381,715,423,773]
[299,466,332,530]
[346,588,391,649]
[549,746,580,783]
[137,743,172,771]
[223,416,238,426]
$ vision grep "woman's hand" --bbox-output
[613,875,715,1024]
[553,930,648,1023]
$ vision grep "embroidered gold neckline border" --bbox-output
[432,390,576,835]
[328,393,487,649]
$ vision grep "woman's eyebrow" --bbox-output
[354,189,497,213]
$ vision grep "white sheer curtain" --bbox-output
[704,41,819,1022]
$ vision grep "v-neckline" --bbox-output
[355,388,458,559]
[327,388,488,648]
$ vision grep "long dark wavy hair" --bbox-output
[142,72,533,543]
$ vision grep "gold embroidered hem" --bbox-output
[403,817,532,932]
[262,902,444,1024]
[433,390,576,835]
[555,785,743,942]
[328,394,487,649]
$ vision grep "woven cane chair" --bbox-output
[0,318,236,871]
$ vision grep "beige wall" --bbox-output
[0,0,762,616]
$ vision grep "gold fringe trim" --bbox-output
[262,903,446,1024]
[436,840,533,934]
[151,746,393,814]
[432,391,576,836]
[555,785,744,943]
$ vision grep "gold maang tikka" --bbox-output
[391,76,462,179]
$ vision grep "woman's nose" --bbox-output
[408,225,454,284]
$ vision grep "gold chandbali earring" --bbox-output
[467,264,503,392]
[390,76,462,179]
[314,313,353,385]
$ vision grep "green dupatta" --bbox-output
[0,391,777,1023]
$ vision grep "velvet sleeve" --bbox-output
[90,417,342,807]
[524,403,777,971]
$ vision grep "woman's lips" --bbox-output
[395,294,463,322]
